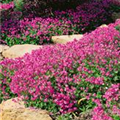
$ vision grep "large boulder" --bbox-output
[52,34,83,44]
[0,98,52,120]
[2,44,42,59]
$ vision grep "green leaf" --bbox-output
[112,114,120,120]
[115,25,120,31]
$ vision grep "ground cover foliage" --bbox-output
[1,0,120,46]
[0,19,120,120]
[0,0,120,120]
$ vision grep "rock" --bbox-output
[2,44,42,59]
[0,45,9,61]
[0,45,9,53]
[0,98,52,120]
[99,24,108,28]
[2,108,52,120]
[52,34,83,44]
[0,97,25,110]
[112,12,120,21]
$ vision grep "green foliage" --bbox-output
[14,0,24,11]
[25,99,59,114]
[115,25,120,32]
[112,115,120,120]
[110,4,120,13]
[56,113,73,120]
[1,0,13,3]
[2,32,40,46]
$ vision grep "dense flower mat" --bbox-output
[1,0,120,46]
[0,19,120,120]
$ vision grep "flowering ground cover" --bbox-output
[1,0,120,46]
[0,19,120,120]
[0,1,14,10]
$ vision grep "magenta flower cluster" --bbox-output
[92,83,120,120]
[54,0,113,31]
[2,17,75,45]
[0,2,14,11]
[1,0,119,45]
[103,84,120,102]
[0,19,120,118]
[92,106,113,120]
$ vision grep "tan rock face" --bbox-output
[99,24,108,28]
[52,34,83,44]
[0,45,9,53]
[0,97,25,110]
[2,108,52,120]
[2,44,42,59]
[0,98,52,120]
[0,45,9,61]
